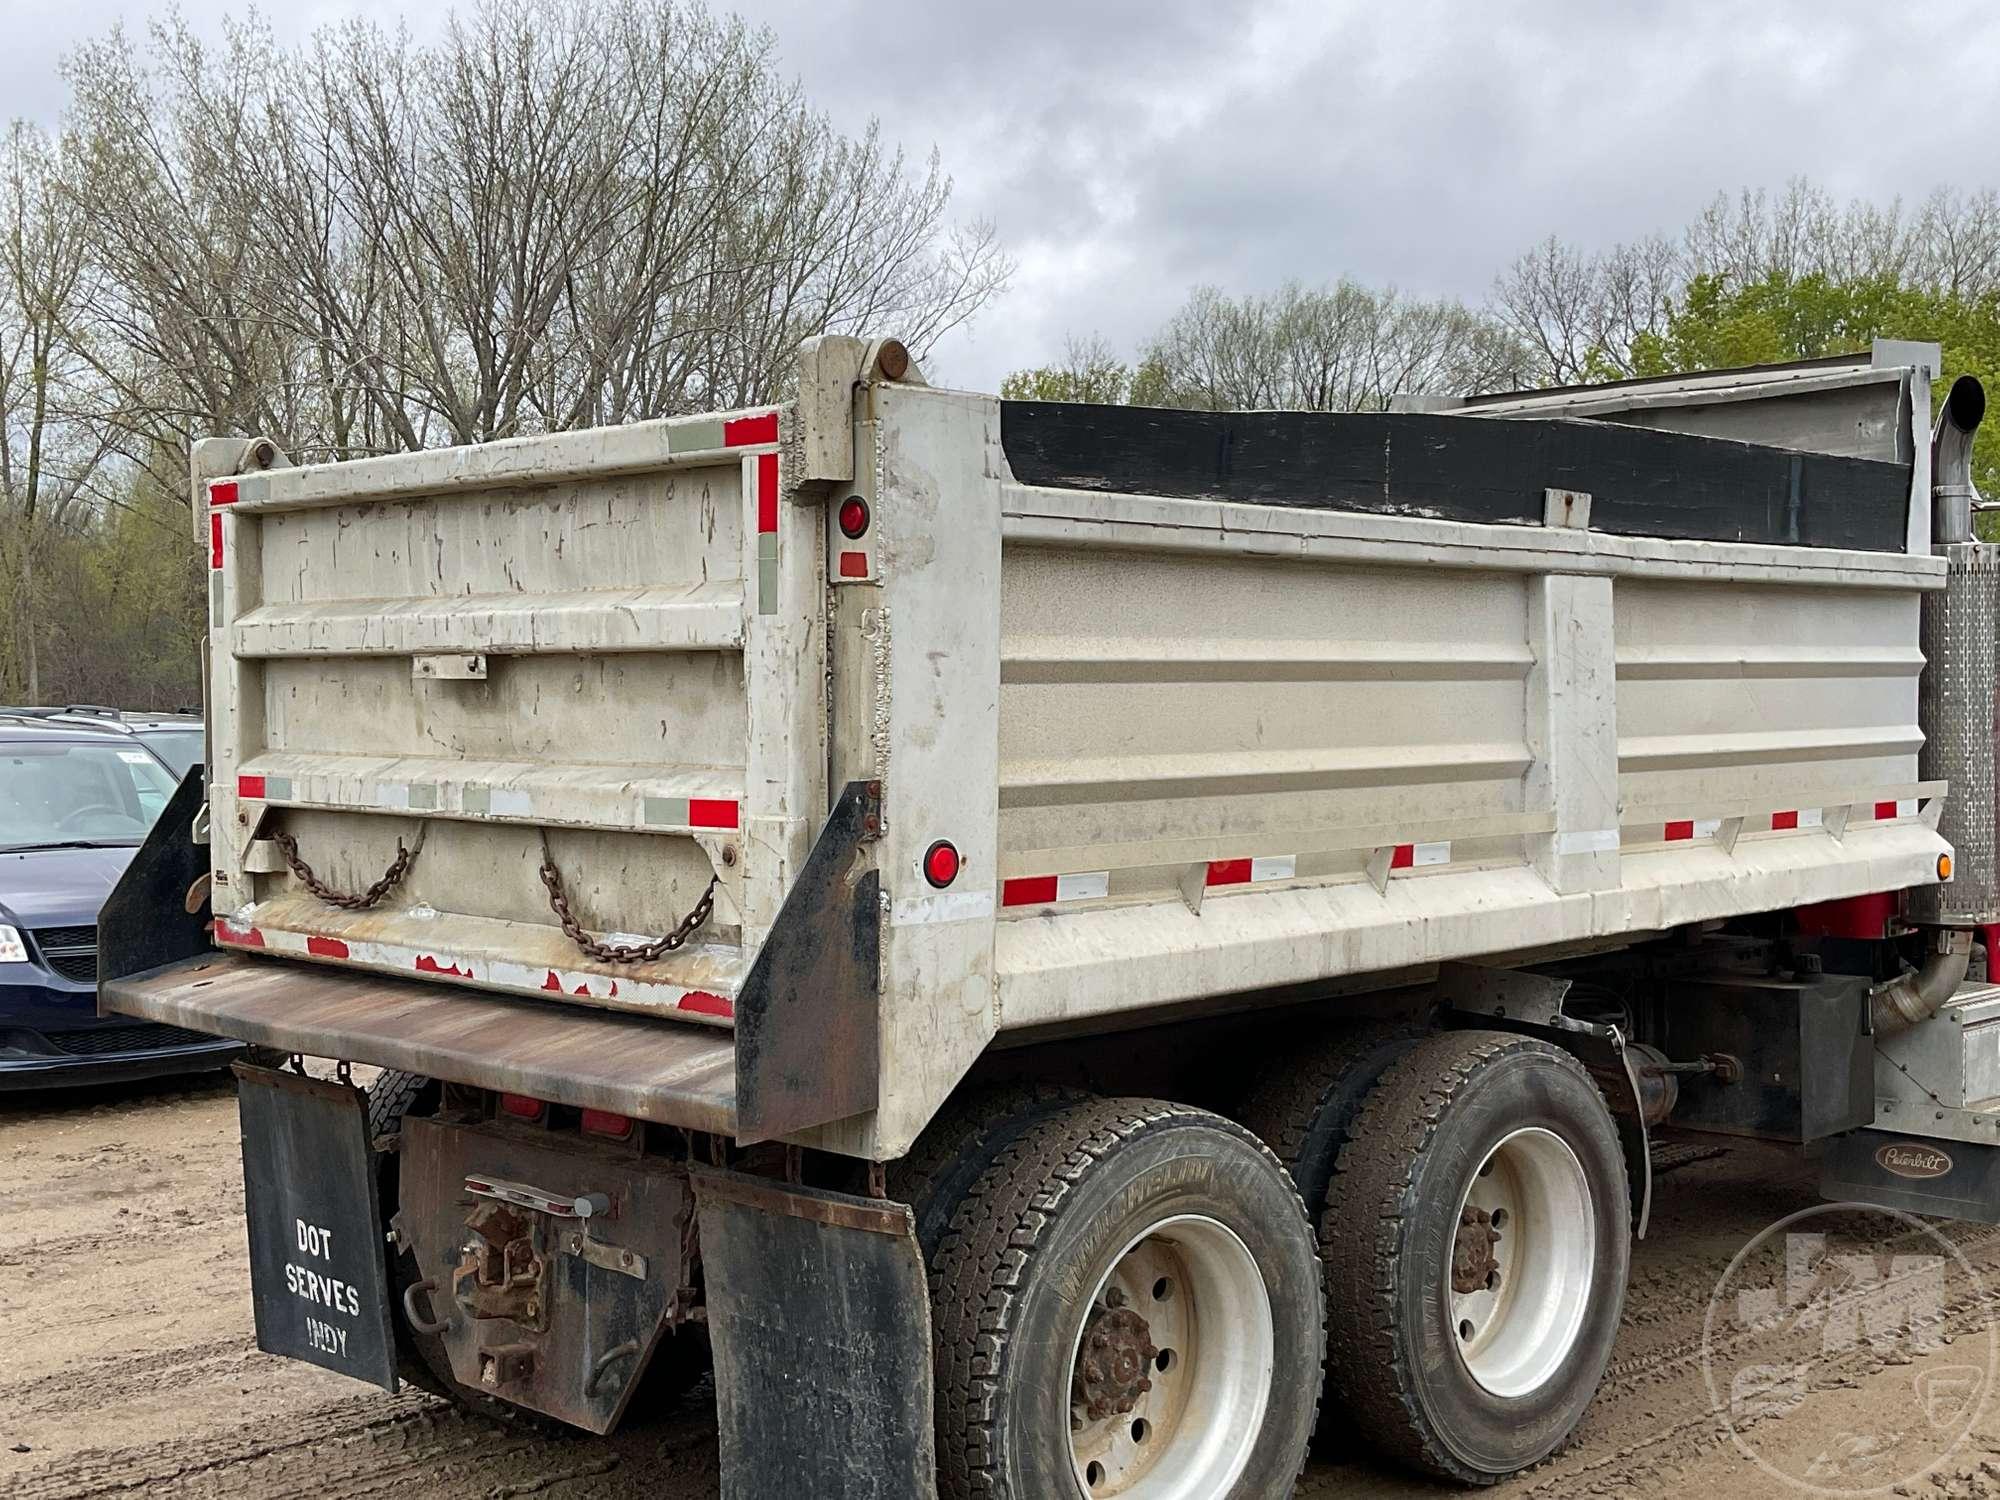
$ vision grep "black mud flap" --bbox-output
[1822,1128,2000,1224]
[733,779,882,1144]
[99,764,212,993]
[694,1168,936,1500]
[236,1063,398,1390]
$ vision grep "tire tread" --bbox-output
[1319,1030,1625,1485]
[929,1096,1323,1498]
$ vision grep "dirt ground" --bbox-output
[11,1074,2000,1499]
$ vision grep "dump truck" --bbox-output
[101,333,2000,1497]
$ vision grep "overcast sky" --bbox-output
[4,0,1996,391]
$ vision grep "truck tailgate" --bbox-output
[199,408,823,1029]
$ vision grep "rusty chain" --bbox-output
[537,828,719,964]
[273,823,428,910]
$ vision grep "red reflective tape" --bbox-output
[1664,820,1695,841]
[1002,875,1059,907]
[209,510,224,569]
[415,955,473,978]
[1206,858,1252,887]
[679,990,734,1018]
[757,452,779,533]
[724,411,779,446]
[237,774,266,799]
[305,935,349,959]
[688,799,739,829]
[1875,801,1899,820]
[543,970,564,992]
[1389,844,1415,869]
[1772,810,1799,831]
[838,550,869,578]
[217,924,264,949]
[208,480,239,506]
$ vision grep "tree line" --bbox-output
[1007,179,2000,496]
[11,13,2000,716]
[1,0,1007,706]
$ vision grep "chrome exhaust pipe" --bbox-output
[1870,927,1973,1036]
[1932,375,1985,544]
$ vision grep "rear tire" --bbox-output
[887,1079,1092,1256]
[1320,1030,1630,1484]
[929,1097,1323,1499]
[1237,1019,1424,1454]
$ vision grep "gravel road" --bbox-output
[9,1072,2000,1499]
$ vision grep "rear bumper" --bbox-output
[102,950,737,1133]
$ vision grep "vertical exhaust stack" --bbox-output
[1899,377,1998,1023]
[1932,376,1986,544]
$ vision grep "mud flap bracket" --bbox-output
[693,1167,936,1500]
[1437,962,1655,1238]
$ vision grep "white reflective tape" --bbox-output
[489,788,534,818]
[1693,818,1723,839]
[1056,871,1110,901]
[1411,841,1450,867]
[1557,828,1620,855]
[1898,798,1919,819]
[891,889,996,927]
[1250,854,1297,882]
[1799,808,1823,828]
[373,783,411,810]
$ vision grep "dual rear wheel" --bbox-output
[919,1031,1630,1496]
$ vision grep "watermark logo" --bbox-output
[1702,1203,1996,1494]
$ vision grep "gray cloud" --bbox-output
[9,0,1999,390]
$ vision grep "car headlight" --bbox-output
[0,925,26,964]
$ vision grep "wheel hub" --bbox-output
[1450,1126,1597,1399]
[1067,1215,1273,1497]
[1452,1204,1503,1296]
[1074,1301,1159,1420]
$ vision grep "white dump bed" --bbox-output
[177,338,1953,1154]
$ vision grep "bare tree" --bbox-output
[1130,280,1532,412]
[0,123,119,699]
[53,0,1011,478]
[1000,334,1132,403]
[1495,176,2000,386]
[1490,233,1678,385]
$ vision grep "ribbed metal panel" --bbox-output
[1911,541,2000,924]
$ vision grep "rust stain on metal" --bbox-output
[690,1165,913,1238]
[875,339,911,381]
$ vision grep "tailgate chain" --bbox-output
[537,828,720,964]
[274,822,428,910]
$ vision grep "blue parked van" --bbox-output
[0,714,239,1088]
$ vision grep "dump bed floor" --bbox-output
[104,953,737,1132]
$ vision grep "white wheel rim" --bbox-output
[1450,1126,1596,1398]
[1067,1214,1273,1498]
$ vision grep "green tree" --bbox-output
[1630,271,2000,498]
[1000,335,1130,404]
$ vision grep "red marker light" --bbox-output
[581,1108,634,1140]
[923,840,961,888]
[838,496,871,539]
[499,1092,546,1121]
